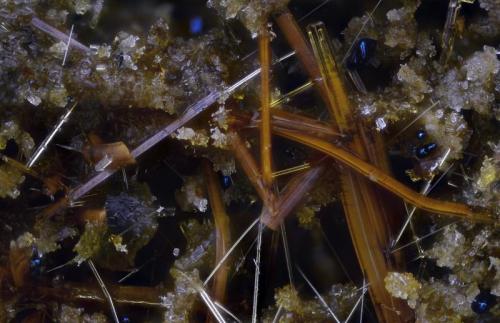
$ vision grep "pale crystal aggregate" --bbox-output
[207,0,290,37]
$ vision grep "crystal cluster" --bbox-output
[0,0,499,322]
[384,272,422,309]
[98,190,159,269]
[0,162,24,199]
[66,185,159,269]
[387,222,500,321]
[414,278,479,322]
[342,1,419,60]
[344,2,432,128]
[426,224,496,284]
[56,304,108,323]
[463,142,500,214]
[436,46,499,117]
[345,3,499,174]
[264,283,359,322]
[383,3,419,59]
[172,127,210,147]
[174,219,215,271]
[0,2,232,113]
[175,175,208,213]
[33,218,78,254]
[292,168,338,229]
[207,0,290,37]
[296,205,319,229]
[72,221,107,265]
[159,219,215,322]
[161,268,200,323]
[421,106,470,163]
[385,272,485,321]
[207,150,236,176]
[0,121,34,158]
[0,121,34,198]
[396,64,431,104]
[150,218,214,321]
[72,26,230,115]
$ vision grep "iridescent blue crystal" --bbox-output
[220,174,232,189]
[346,38,377,70]
[415,142,437,158]
[416,129,426,140]
[190,16,203,34]
[471,290,496,314]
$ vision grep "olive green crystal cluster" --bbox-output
[262,283,360,322]
[0,121,34,198]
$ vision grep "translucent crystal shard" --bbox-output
[307,22,351,132]
[26,102,77,168]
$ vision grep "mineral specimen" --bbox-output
[0,0,499,322]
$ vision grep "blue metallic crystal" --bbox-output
[471,290,496,314]
[346,38,377,69]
